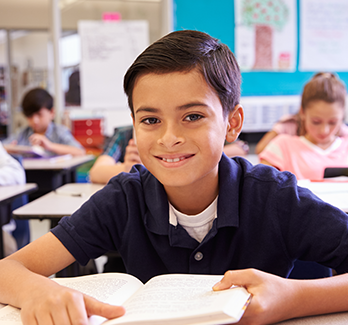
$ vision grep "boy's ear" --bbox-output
[50,108,55,118]
[225,104,244,143]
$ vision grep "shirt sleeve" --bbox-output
[55,125,84,148]
[0,142,26,185]
[103,127,133,162]
[272,119,298,135]
[2,127,32,146]
[259,136,286,171]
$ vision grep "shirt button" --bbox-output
[194,252,203,261]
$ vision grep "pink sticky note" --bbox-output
[102,12,122,21]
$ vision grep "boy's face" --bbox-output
[26,107,55,134]
[132,69,242,194]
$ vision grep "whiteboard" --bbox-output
[78,20,149,110]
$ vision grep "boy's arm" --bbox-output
[223,141,249,157]
[29,134,86,156]
[255,130,278,154]
[89,139,142,184]
[89,155,128,184]
[0,232,125,325]
[213,268,348,325]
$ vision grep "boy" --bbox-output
[1,30,348,325]
[4,88,85,156]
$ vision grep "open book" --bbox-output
[4,144,49,158]
[0,273,251,325]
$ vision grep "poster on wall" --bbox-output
[299,0,348,71]
[235,0,297,72]
[78,20,149,110]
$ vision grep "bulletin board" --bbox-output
[174,0,348,97]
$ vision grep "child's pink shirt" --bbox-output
[259,134,348,180]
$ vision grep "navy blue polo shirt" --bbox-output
[52,154,348,283]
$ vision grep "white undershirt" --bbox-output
[169,196,218,243]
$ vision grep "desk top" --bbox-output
[0,302,347,325]
[22,154,95,170]
[0,183,38,204]
[13,183,104,219]
[297,180,348,213]
[273,312,348,324]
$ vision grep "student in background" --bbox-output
[0,141,27,256]
[90,126,248,184]
[259,72,348,180]
[89,126,141,184]
[255,78,348,155]
[2,31,348,325]
[4,88,85,157]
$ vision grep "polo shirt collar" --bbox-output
[142,153,242,236]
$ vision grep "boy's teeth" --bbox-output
[163,157,181,162]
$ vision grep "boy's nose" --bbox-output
[157,124,184,148]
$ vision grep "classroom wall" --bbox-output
[173,0,348,97]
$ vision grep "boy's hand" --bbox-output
[213,269,297,325]
[124,139,142,172]
[29,134,53,151]
[20,282,125,325]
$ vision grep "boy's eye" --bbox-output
[184,114,203,122]
[142,117,160,125]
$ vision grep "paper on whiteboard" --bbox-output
[299,0,348,71]
[79,20,149,110]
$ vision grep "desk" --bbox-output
[0,303,348,325]
[23,154,95,200]
[13,183,104,221]
[0,183,38,258]
[13,183,104,276]
[297,180,348,213]
[273,312,348,324]
[245,154,259,165]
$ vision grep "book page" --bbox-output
[0,273,143,325]
[105,274,250,325]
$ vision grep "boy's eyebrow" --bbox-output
[135,102,209,114]
[177,102,209,110]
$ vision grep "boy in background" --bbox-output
[1,31,348,325]
[4,88,85,157]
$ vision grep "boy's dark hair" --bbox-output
[124,30,241,118]
[301,72,346,110]
[21,88,53,117]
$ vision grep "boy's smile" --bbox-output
[132,69,242,213]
